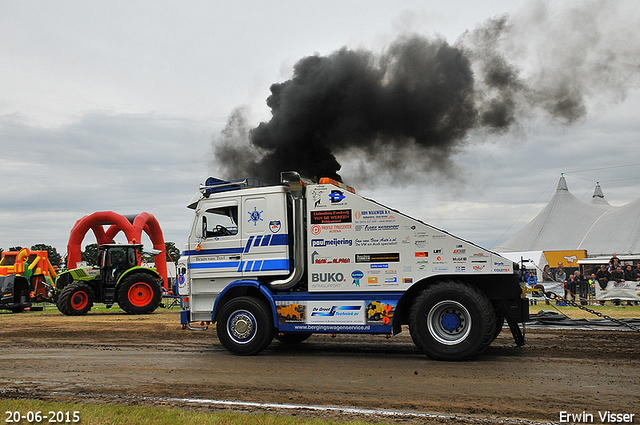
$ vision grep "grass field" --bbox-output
[1,400,377,425]
[528,302,640,319]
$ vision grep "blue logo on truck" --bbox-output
[351,270,364,287]
[330,190,345,203]
[248,207,263,226]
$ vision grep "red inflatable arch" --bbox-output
[67,211,168,290]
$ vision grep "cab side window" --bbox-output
[203,206,238,238]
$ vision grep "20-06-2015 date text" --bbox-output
[5,411,80,424]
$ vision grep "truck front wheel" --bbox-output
[57,282,94,316]
[117,273,162,314]
[409,281,495,360]
[216,297,274,355]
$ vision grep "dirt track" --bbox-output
[1,308,639,424]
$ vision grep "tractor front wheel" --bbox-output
[57,282,94,316]
[117,273,162,314]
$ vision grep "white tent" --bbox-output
[496,176,640,256]
[498,250,547,277]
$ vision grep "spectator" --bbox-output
[588,274,597,297]
[610,266,625,306]
[520,267,530,283]
[564,273,576,301]
[623,265,637,306]
[542,264,554,282]
[555,263,567,285]
[609,257,621,272]
[624,264,637,281]
[609,253,619,264]
[611,266,625,283]
[595,265,610,305]
[573,271,588,305]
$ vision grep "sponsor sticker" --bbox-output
[311,272,346,282]
[311,210,352,224]
[269,220,281,233]
[351,270,364,286]
[311,238,353,247]
[356,253,400,263]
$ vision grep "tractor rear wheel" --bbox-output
[409,281,495,361]
[117,273,162,314]
[57,282,94,316]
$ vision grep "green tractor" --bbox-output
[56,244,163,316]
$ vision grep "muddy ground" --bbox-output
[1,308,639,424]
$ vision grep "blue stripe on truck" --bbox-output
[244,233,288,253]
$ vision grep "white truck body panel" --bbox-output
[306,184,513,292]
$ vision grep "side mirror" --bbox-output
[201,216,208,239]
[195,216,204,239]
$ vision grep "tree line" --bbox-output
[0,242,181,269]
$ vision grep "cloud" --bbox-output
[212,1,640,192]
[0,113,212,252]
[2,0,640,255]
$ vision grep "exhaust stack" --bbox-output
[269,171,305,290]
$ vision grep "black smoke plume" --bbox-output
[214,1,640,184]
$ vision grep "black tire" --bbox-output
[57,282,94,316]
[409,281,495,361]
[491,316,505,343]
[216,296,274,355]
[117,273,162,314]
[274,332,312,344]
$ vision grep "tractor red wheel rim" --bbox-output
[128,282,154,307]
[71,291,89,310]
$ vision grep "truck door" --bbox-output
[240,194,290,278]
[188,200,243,298]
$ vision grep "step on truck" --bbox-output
[178,172,528,360]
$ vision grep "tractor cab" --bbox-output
[97,244,143,302]
[99,244,140,285]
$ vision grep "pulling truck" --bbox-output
[178,172,528,360]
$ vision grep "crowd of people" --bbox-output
[523,253,640,306]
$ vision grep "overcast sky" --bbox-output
[2,0,639,256]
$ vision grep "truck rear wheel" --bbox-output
[409,281,495,360]
[216,296,274,355]
[57,282,94,316]
[117,273,162,314]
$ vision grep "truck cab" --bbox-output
[180,178,293,322]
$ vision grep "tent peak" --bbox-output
[591,182,610,205]
[557,175,568,191]
[593,182,605,199]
